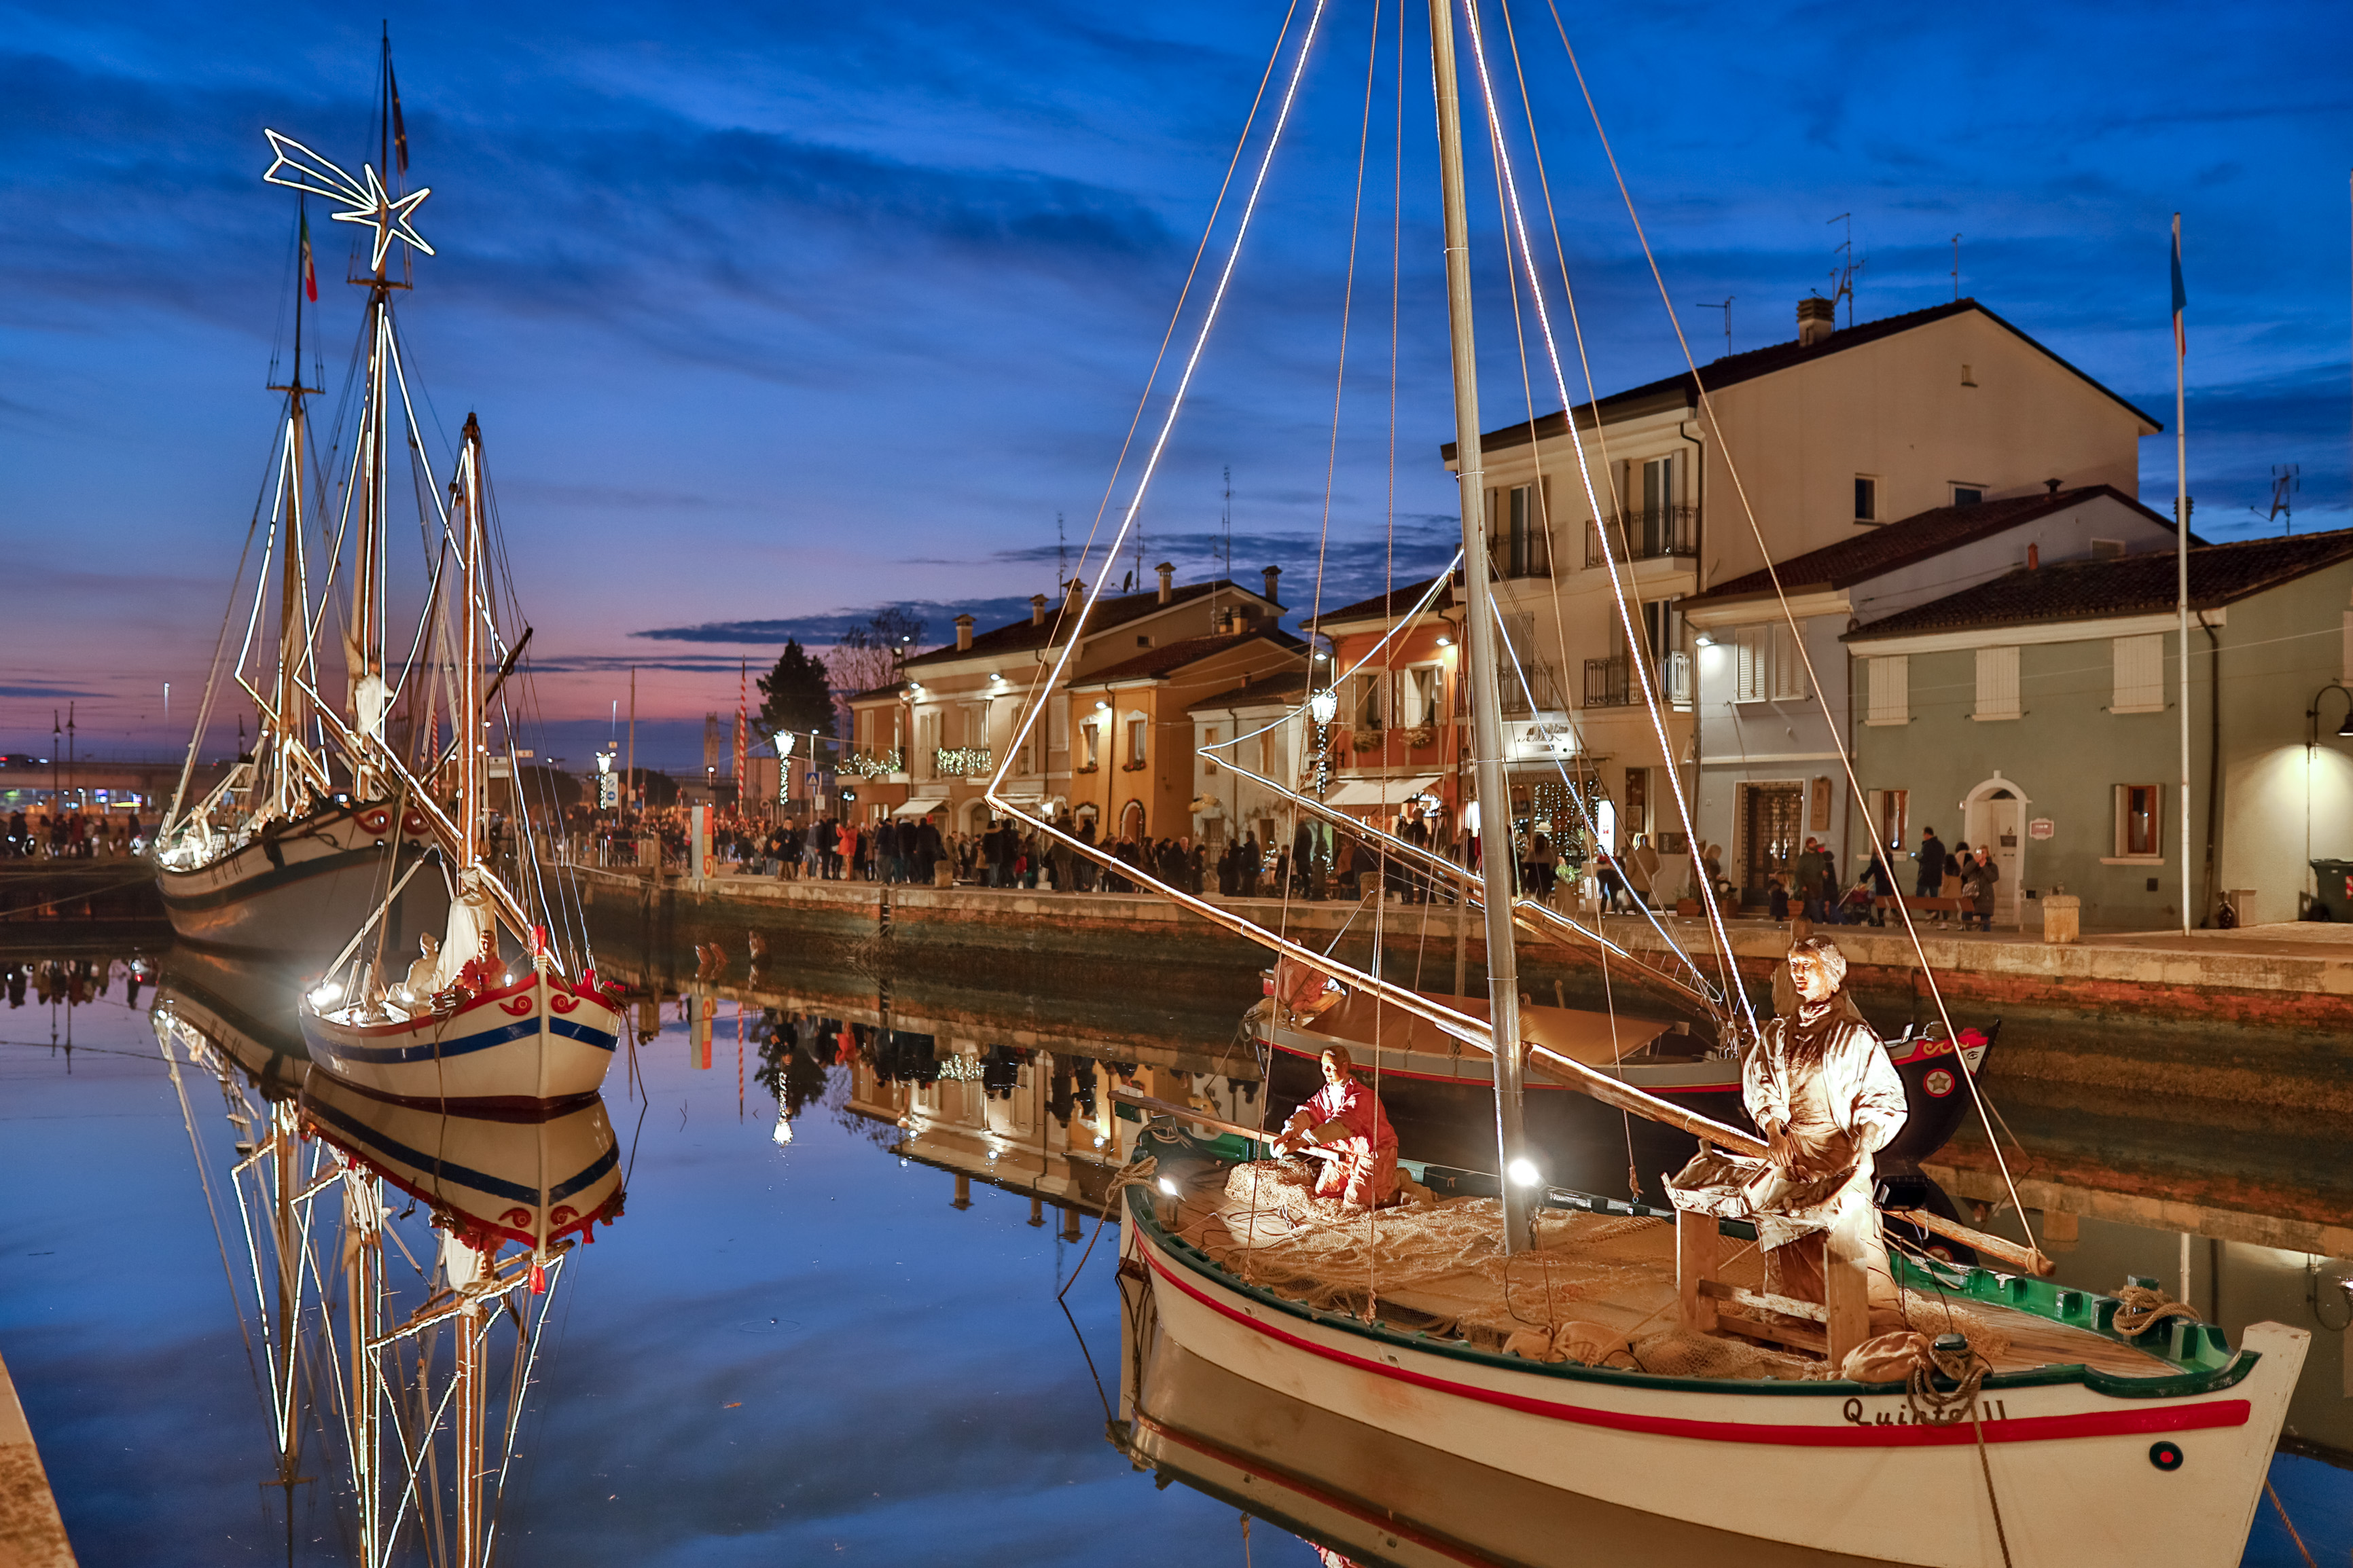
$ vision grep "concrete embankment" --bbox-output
[0,1349,76,1567]
[569,862,2353,1051]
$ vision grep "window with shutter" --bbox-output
[2110,634,2164,712]
[1048,699,1068,752]
[1866,656,1908,725]
[1769,623,1809,701]
[1202,727,1220,775]
[1732,627,1766,704]
[1974,646,2020,719]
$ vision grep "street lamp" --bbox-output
[2310,683,2353,744]
[1308,688,1338,725]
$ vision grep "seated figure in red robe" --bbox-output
[1272,1045,1399,1209]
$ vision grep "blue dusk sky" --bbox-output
[2,1,2348,771]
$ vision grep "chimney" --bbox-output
[1030,594,1047,627]
[1261,564,1282,605]
[1065,578,1085,613]
[1797,295,1835,348]
[2044,477,2062,497]
[955,614,974,652]
[1155,562,1174,603]
[2026,543,2040,570]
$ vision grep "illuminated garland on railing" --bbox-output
[935,747,993,778]
[841,749,903,779]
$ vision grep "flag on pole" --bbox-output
[389,58,410,175]
[300,210,317,302]
[2170,214,2187,359]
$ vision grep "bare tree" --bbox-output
[828,607,927,697]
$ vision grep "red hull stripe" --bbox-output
[1144,1247,2248,1449]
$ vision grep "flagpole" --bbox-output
[2173,212,2191,937]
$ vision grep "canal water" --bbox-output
[1,942,2346,1566]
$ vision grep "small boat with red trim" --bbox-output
[1118,1119,2307,1568]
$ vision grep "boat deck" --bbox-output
[1166,1161,2177,1383]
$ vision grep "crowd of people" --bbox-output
[569,800,2012,936]
[2,808,144,859]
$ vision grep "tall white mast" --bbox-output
[2172,213,2191,936]
[1429,0,1534,1250]
[459,412,484,873]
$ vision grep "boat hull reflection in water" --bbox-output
[302,1070,626,1252]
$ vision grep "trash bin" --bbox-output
[2311,860,2353,922]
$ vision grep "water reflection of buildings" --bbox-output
[149,947,621,1565]
[648,963,1265,1224]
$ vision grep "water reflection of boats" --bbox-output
[155,910,617,1566]
[302,1070,624,1254]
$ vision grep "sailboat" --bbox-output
[994,5,2308,1564]
[298,409,623,1108]
[153,44,447,956]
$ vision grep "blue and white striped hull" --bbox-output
[300,970,620,1109]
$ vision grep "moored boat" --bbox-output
[1119,1121,2307,1568]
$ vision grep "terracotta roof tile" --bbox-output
[1683,486,2185,607]
[899,579,1276,670]
[1070,628,1307,686]
[1444,299,2161,461]
[1844,528,2353,642]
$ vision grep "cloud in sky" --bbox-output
[3,0,2348,768]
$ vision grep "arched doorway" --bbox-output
[1119,799,1146,843]
[1961,773,2027,927]
[963,798,991,835]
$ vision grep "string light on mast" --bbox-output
[261,129,433,270]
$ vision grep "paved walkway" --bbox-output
[0,1349,75,1568]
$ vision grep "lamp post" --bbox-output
[2307,683,2353,746]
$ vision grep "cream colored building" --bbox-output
[845,565,1285,834]
[1441,295,2161,871]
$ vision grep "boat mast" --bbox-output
[459,413,484,873]
[267,210,316,821]
[1429,0,1534,1250]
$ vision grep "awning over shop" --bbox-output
[1323,774,1442,809]
[892,795,949,818]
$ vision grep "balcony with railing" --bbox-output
[933,746,993,778]
[1582,651,1694,710]
[1496,660,1565,718]
[842,748,904,779]
[1584,506,1698,568]
[1488,524,1552,581]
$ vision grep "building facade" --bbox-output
[1442,295,2161,886]
[1680,486,2187,905]
[844,566,1286,833]
[1844,530,2353,929]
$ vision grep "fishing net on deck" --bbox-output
[1186,1161,2007,1383]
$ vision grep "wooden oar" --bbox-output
[1111,1086,1266,1144]
[1886,1207,2055,1278]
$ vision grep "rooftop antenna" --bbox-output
[1827,212,1865,327]
[1951,233,1962,301]
[1693,297,1733,359]
[2256,463,2299,534]
[1056,511,1067,590]
[1222,464,1234,583]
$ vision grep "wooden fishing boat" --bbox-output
[1119,1121,2305,1568]
[158,796,445,954]
[297,405,617,1106]
[151,121,450,955]
[990,2,2312,1561]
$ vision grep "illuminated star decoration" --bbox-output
[262,128,433,271]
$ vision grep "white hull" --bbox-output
[1123,1207,2305,1568]
[301,970,620,1108]
[158,801,448,955]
